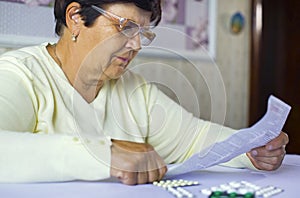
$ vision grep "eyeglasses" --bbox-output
[91,5,156,46]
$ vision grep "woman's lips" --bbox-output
[117,56,129,63]
[116,56,130,68]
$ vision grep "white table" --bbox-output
[1,155,299,198]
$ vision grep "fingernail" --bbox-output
[251,150,258,156]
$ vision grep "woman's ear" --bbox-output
[65,2,82,37]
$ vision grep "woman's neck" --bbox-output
[47,40,107,103]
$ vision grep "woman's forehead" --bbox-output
[104,3,152,25]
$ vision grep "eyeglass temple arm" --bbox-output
[91,5,127,26]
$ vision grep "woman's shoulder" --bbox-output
[0,43,51,80]
[0,43,50,72]
[0,44,45,61]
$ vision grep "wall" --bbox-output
[0,0,251,129]
[215,0,251,128]
[132,0,251,129]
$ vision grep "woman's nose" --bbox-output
[125,33,142,51]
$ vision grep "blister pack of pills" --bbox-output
[153,179,200,197]
[200,181,284,198]
[153,179,283,198]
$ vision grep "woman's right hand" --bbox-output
[110,139,167,185]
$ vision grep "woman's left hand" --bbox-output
[246,132,289,171]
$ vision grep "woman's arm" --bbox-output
[0,61,111,183]
[145,85,254,168]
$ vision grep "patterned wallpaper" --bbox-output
[1,0,54,6]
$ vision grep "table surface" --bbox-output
[1,155,299,198]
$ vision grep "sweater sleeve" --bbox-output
[0,131,111,183]
[0,57,111,183]
[146,85,256,170]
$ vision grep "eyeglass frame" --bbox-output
[91,5,156,46]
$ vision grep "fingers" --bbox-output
[118,171,137,185]
[251,145,286,157]
[282,132,289,144]
[266,132,289,150]
[147,151,167,182]
[110,140,167,185]
[249,131,288,158]
[247,131,289,171]
[250,152,285,171]
[147,168,159,183]
[252,153,285,165]
[247,145,286,171]
[158,165,168,181]
[111,167,167,185]
[249,158,283,171]
[137,171,148,184]
[147,164,167,182]
[251,147,285,163]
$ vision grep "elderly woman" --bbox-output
[0,0,288,185]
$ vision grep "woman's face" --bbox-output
[76,3,152,85]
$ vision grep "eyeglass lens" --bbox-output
[91,5,155,46]
[121,21,155,46]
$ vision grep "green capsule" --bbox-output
[244,192,254,198]
[213,191,223,196]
